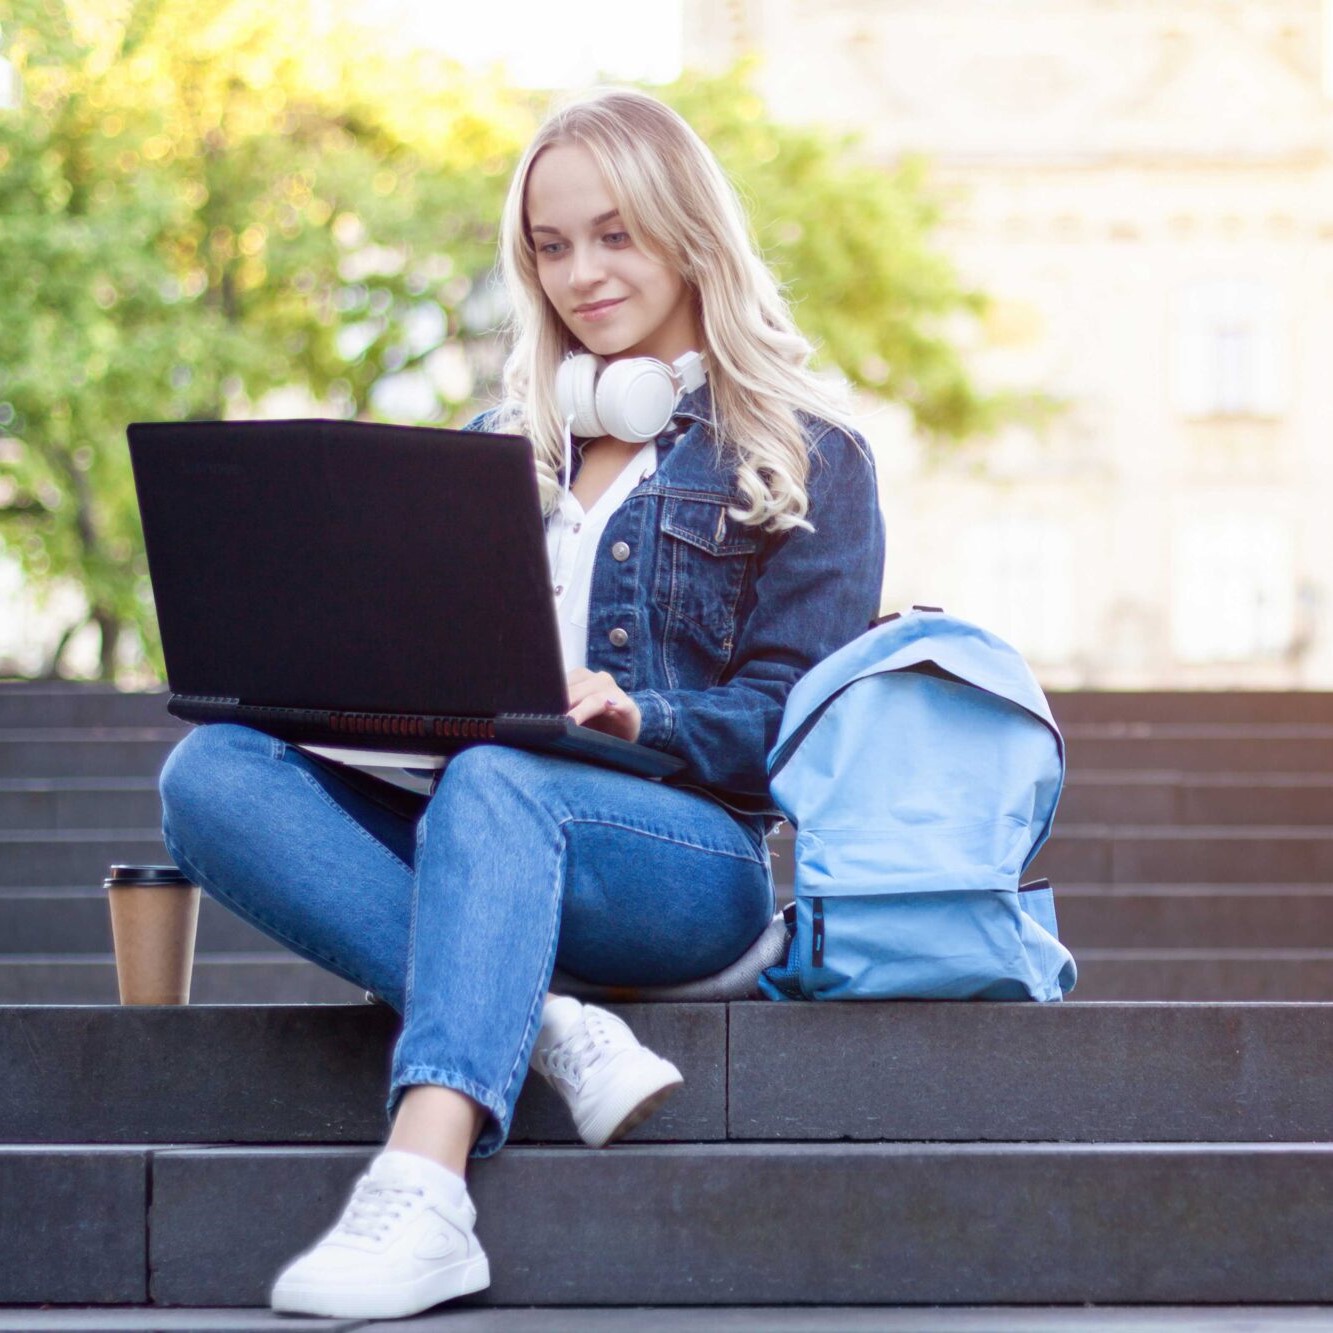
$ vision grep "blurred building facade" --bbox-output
[687,0,1333,687]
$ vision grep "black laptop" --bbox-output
[126,418,683,780]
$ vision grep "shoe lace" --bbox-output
[334,1177,424,1240]
[543,1008,625,1085]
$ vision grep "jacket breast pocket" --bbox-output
[653,496,760,650]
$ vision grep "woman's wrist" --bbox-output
[629,689,674,751]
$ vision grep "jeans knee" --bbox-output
[159,724,271,842]
[438,743,522,783]
[431,744,543,809]
[424,745,566,871]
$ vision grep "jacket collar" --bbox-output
[672,380,713,427]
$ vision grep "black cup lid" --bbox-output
[104,864,193,887]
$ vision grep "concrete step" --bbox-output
[1056,884,1333,949]
[156,1142,1333,1305]
[1067,949,1333,1000]
[6,1311,1331,1333]
[1063,724,1333,772]
[0,729,182,779]
[4,945,1328,1002]
[3,1003,1327,1146]
[0,683,173,728]
[23,950,1333,1003]
[1030,825,1333,885]
[0,778,163,831]
[1056,771,1333,825]
[0,829,169,887]
[6,883,1332,957]
[7,770,1333,836]
[0,1004,724,1147]
[5,1142,1331,1306]
[1049,690,1333,725]
[6,823,1332,894]
[0,957,365,1004]
[775,824,1333,892]
[4,1309,1332,1333]
[0,891,281,954]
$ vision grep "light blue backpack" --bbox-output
[758,607,1077,1002]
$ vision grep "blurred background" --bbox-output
[3,0,1331,691]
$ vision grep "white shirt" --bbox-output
[546,440,657,673]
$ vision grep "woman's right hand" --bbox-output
[566,668,642,743]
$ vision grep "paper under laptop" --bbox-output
[127,418,684,782]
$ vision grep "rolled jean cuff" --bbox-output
[387,1065,513,1159]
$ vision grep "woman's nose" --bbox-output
[568,243,605,289]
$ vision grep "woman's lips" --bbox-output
[573,298,625,322]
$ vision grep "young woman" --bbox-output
[157,86,885,1319]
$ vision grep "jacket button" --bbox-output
[608,627,629,648]
[611,541,630,562]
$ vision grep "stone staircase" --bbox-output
[1029,690,1333,1000]
[1,682,1332,1310]
[3,1001,1332,1307]
[4,682,1333,1002]
[0,682,360,1004]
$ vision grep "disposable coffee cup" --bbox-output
[105,864,201,1005]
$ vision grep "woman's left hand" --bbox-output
[566,668,642,743]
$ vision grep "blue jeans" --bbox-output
[158,724,774,1156]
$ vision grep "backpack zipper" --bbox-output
[811,897,826,968]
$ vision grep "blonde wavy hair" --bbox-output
[494,87,849,530]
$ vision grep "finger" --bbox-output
[565,677,606,708]
[567,693,611,727]
[566,672,617,707]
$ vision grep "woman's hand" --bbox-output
[566,668,642,743]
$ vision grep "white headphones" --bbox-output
[554,350,706,444]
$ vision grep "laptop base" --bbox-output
[168,695,684,781]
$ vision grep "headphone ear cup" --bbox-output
[554,355,606,438]
[593,358,678,444]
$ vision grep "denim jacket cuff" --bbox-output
[631,689,675,751]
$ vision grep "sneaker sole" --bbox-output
[602,1078,683,1145]
[270,1253,490,1319]
[578,1057,685,1148]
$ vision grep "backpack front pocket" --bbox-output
[792,827,1073,1001]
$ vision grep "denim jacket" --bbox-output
[472,385,885,813]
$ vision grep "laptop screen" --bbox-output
[128,419,569,718]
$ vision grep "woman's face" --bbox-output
[526,141,699,365]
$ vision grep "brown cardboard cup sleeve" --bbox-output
[104,864,201,1005]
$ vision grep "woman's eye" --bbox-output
[603,231,631,247]
[536,240,567,257]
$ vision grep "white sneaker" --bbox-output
[530,997,684,1148]
[270,1150,490,1319]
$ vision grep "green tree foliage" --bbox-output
[0,3,1011,679]
[0,0,527,677]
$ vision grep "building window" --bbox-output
[1171,514,1294,662]
[958,516,1075,665]
[1172,279,1286,418]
